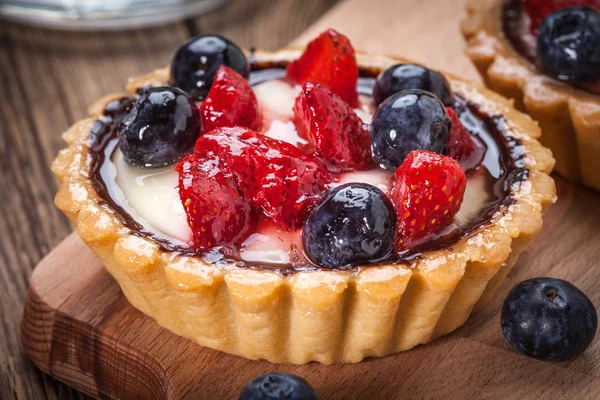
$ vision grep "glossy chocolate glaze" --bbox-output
[88,61,528,273]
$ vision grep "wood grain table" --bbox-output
[0,1,339,399]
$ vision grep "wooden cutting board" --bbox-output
[21,0,600,399]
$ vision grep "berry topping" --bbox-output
[200,65,262,133]
[537,7,600,84]
[294,82,372,172]
[286,29,359,106]
[390,150,466,251]
[239,373,319,400]
[501,277,598,361]
[176,153,256,250]
[170,34,248,100]
[373,64,454,107]
[197,127,264,198]
[370,90,451,170]
[118,87,200,168]
[303,183,396,269]
[446,107,486,173]
[521,0,600,34]
[196,127,334,230]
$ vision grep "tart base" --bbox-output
[462,0,600,191]
[52,50,556,364]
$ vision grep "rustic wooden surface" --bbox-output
[20,190,600,400]
[0,1,339,399]
[5,0,600,398]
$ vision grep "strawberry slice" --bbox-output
[521,0,600,33]
[196,126,265,199]
[446,107,486,174]
[286,29,359,106]
[177,153,256,250]
[390,150,467,252]
[294,83,372,172]
[200,65,262,133]
[196,127,334,230]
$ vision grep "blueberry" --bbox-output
[303,183,396,269]
[238,373,318,400]
[118,86,200,167]
[373,64,454,106]
[501,277,598,362]
[170,34,249,99]
[537,7,600,84]
[370,90,450,170]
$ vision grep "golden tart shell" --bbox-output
[52,49,556,364]
[462,0,600,191]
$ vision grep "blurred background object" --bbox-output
[0,0,230,30]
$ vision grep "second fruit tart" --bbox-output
[462,0,600,190]
[53,30,556,364]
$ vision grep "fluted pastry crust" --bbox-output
[462,0,600,191]
[52,49,556,364]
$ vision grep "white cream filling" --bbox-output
[456,169,490,223]
[113,149,193,243]
[335,169,392,193]
[263,120,308,147]
[239,224,302,264]
[254,79,299,120]
[110,78,493,264]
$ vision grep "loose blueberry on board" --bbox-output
[370,90,451,170]
[303,183,396,269]
[118,86,200,168]
[373,64,454,106]
[537,7,600,84]
[238,373,318,400]
[170,34,249,99]
[501,277,598,361]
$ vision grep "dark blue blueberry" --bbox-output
[303,183,396,269]
[373,63,454,106]
[501,277,598,362]
[238,373,318,400]
[370,90,450,170]
[118,86,200,167]
[170,34,248,99]
[537,7,600,84]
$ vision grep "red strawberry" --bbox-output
[294,82,372,172]
[176,153,256,250]
[390,150,467,251]
[196,126,266,199]
[199,65,262,133]
[286,29,359,106]
[446,107,486,174]
[521,0,600,33]
[195,127,334,230]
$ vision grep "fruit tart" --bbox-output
[462,0,600,190]
[52,30,556,364]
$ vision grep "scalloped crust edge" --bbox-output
[461,0,600,191]
[51,49,556,364]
